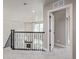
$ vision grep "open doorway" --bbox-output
[53,9,66,47]
[48,4,73,51]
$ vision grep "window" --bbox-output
[40,24,43,32]
[33,23,43,49]
[33,23,43,32]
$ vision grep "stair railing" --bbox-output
[10,29,45,51]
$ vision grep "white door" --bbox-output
[49,13,54,51]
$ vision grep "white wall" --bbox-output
[24,22,33,31]
[3,20,25,46]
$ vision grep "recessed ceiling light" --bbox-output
[32,10,35,13]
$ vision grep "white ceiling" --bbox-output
[4,0,56,21]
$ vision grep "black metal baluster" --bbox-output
[11,30,15,49]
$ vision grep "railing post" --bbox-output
[11,29,15,50]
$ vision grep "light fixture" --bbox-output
[24,3,27,5]
[32,10,35,13]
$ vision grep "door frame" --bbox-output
[47,4,73,51]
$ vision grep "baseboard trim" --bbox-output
[54,43,66,48]
[43,48,48,51]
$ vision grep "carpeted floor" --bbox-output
[3,45,72,59]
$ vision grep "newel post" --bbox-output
[11,29,15,49]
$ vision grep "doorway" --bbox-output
[48,4,73,51]
[53,9,66,47]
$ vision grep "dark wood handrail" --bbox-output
[15,31,45,33]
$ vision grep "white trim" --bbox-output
[47,4,73,52]
[50,13,54,50]
[43,48,48,51]
[54,43,66,48]
[48,4,72,13]
[47,11,50,51]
